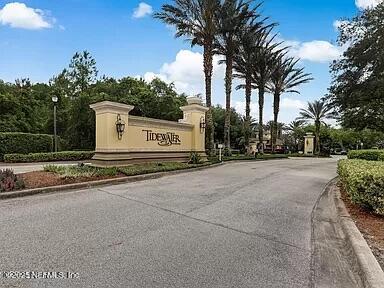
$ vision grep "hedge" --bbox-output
[3,151,94,163]
[347,149,384,161]
[0,132,54,160]
[338,159,384,216]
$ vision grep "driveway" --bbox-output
[0,158,338,288]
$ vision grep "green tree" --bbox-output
[66,51,98,96]
[252,36,282,153]
[215,0,256,154]
[329,3,384,131]
[268,56,312,152]
[233,14,269,154]
[297,100,335,155]
[286,120,305,152]
[155,0,220,155]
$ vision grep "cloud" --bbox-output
[233,101,259,118]
[133,2,153,18]
[0,2,52,29]
[141,49,225,95]
[281,98,306,110]
[288,40,343,63]
[355,0,382,9]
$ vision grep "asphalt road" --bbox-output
[0,158,338,288]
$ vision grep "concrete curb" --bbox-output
[0,162,224,200]
[333,182,384,288]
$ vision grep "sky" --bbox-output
[0,0,382,124]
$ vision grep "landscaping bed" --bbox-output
[340,184,384,270]
[6,162,211,191]
[220,154,289,161]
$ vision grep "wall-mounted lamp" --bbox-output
[115,114,126,140]
[200,116,206,134]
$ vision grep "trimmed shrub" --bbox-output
[189,152,202,164]
[0,132,54,160]
[347,149,384,161]
[3,151,94,163]
[0,169,25,192]
[338,159,384,216]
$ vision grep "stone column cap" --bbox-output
[90,101,134,114]
[181,97,209,113]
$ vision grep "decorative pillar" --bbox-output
[304,132,315,155]
[90,101,134,153]
[180,97,209,155]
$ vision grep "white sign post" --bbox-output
[218,144,224,162]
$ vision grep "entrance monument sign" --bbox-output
[90,97,208,167]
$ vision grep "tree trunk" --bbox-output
[315,121,321,155]
[203,41,214,156]
[244,74,252,154]
[258,87,264,154]
[224,53,233,154]
[272,91,280,153]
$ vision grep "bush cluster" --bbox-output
[338,159,384,216]
[347,149,384,161]
[0,169,25,193]
[0,132,54,160]
[3,151,94,163]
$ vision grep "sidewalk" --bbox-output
[0,161,90,174]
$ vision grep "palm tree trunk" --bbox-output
[258,87,264,154]
[315,121,320,155]
[272,91,280,153]
[203,41,214,156]
[244,74,252,154]
[224,54,233,154]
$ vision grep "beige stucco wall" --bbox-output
[90,97,208,166]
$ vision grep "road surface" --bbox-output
[0,158,338,288]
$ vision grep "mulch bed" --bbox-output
[339,184,384,270]
[19,171,125,189]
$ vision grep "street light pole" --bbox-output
[52,96,58,152]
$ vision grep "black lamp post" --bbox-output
[52,96,58,152]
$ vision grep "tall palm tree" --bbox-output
[252,37,283,153]
[215,0,258,154]
[268,56,313,152]
[155,0,220,155]
[297,100,335,154]
[234,24,272,154]
[287,120,305,152]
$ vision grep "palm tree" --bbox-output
[287,120,305,152]
[215,1,259,154]
[268,56,313,152]
[252,37,283,153]
[297,100,335,154]
[155,0,220,155]
[234,24,272,154]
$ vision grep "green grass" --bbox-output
[220,154,289,162]
[118,162,209,176]
[44,162,210,179]
[288,153,330,158]
[43,155,289,181]
[44,164,119,178]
